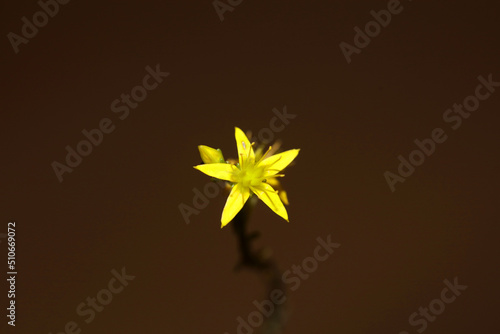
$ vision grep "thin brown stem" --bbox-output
[231,199,288,334]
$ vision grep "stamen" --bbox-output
[247,145,251,159]
[258,146,273,163]
[239,153,245,169]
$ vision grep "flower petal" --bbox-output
[265,177,280,187]
[278,190,289,206]
[250,183,289,222]
[198,145,225,164]
[266,177,289,205]
[221,183,251,227]
[257,149,300,176]
[235,127,255,166]
[194,163,238,182]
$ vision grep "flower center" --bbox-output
[237,163,265,187]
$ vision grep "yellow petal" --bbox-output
[250,182,289,222]
[194,163,238,182]
[221,183,250,227]
[257,149,300,177]
[266,178,289,205]
[235,127,255,167]
[266,177,290,205]
[266,177,280,187]
[279,190,289,205]
[198,145,225,164]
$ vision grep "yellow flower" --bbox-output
[198,145,225,164]
[194,127,300,228]
[254,141,290,205]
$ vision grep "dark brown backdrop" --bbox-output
[1,0,499,333]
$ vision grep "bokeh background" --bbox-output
[2,0,500,333]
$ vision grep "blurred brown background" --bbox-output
[1,0,499,333]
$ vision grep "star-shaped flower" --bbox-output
[194,127,300,228]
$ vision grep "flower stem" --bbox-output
[231,199,288,333]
